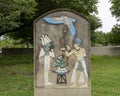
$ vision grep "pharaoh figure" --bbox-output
[39,35,55,86]
[65,43,88,87]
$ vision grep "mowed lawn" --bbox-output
[0,56,34,96]
[0,55,120,96]
[92,56,120,96]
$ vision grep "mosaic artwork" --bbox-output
[35,15,90,89]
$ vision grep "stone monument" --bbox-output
[34,9,91,96]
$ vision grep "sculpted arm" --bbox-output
[65,50,73,57]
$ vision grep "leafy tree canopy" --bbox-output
[7,25,33,48]
[0,0,37,36]
[110,0,120,20]
[93,31,108,46]
[110,24,120,45]
[36,0,98,16]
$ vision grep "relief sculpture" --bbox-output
[36,15,89,88]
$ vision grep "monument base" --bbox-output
[35,88,91,96]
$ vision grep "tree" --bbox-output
[0,0,37,36]
[106,32,113,45]
[89,15,102,46]
[0,37,27,48]
[36,0,98,16]
[110,24,120,45]
[93,31,108,46]
[110,0,120,45]
[110,0,120,20]
[7,25,33,48]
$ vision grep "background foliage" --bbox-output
[0,0,120,46]
[0,0,37,36]
[0,0,103,47]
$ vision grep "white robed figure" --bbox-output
[39,35,55,86]
[65,43,88,87]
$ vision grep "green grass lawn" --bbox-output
[0,55,120,96]
[91,56,120,96]
[0,56,34,96]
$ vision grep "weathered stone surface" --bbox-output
[34,9,91,96]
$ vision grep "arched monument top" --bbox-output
[34,8,89,23]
